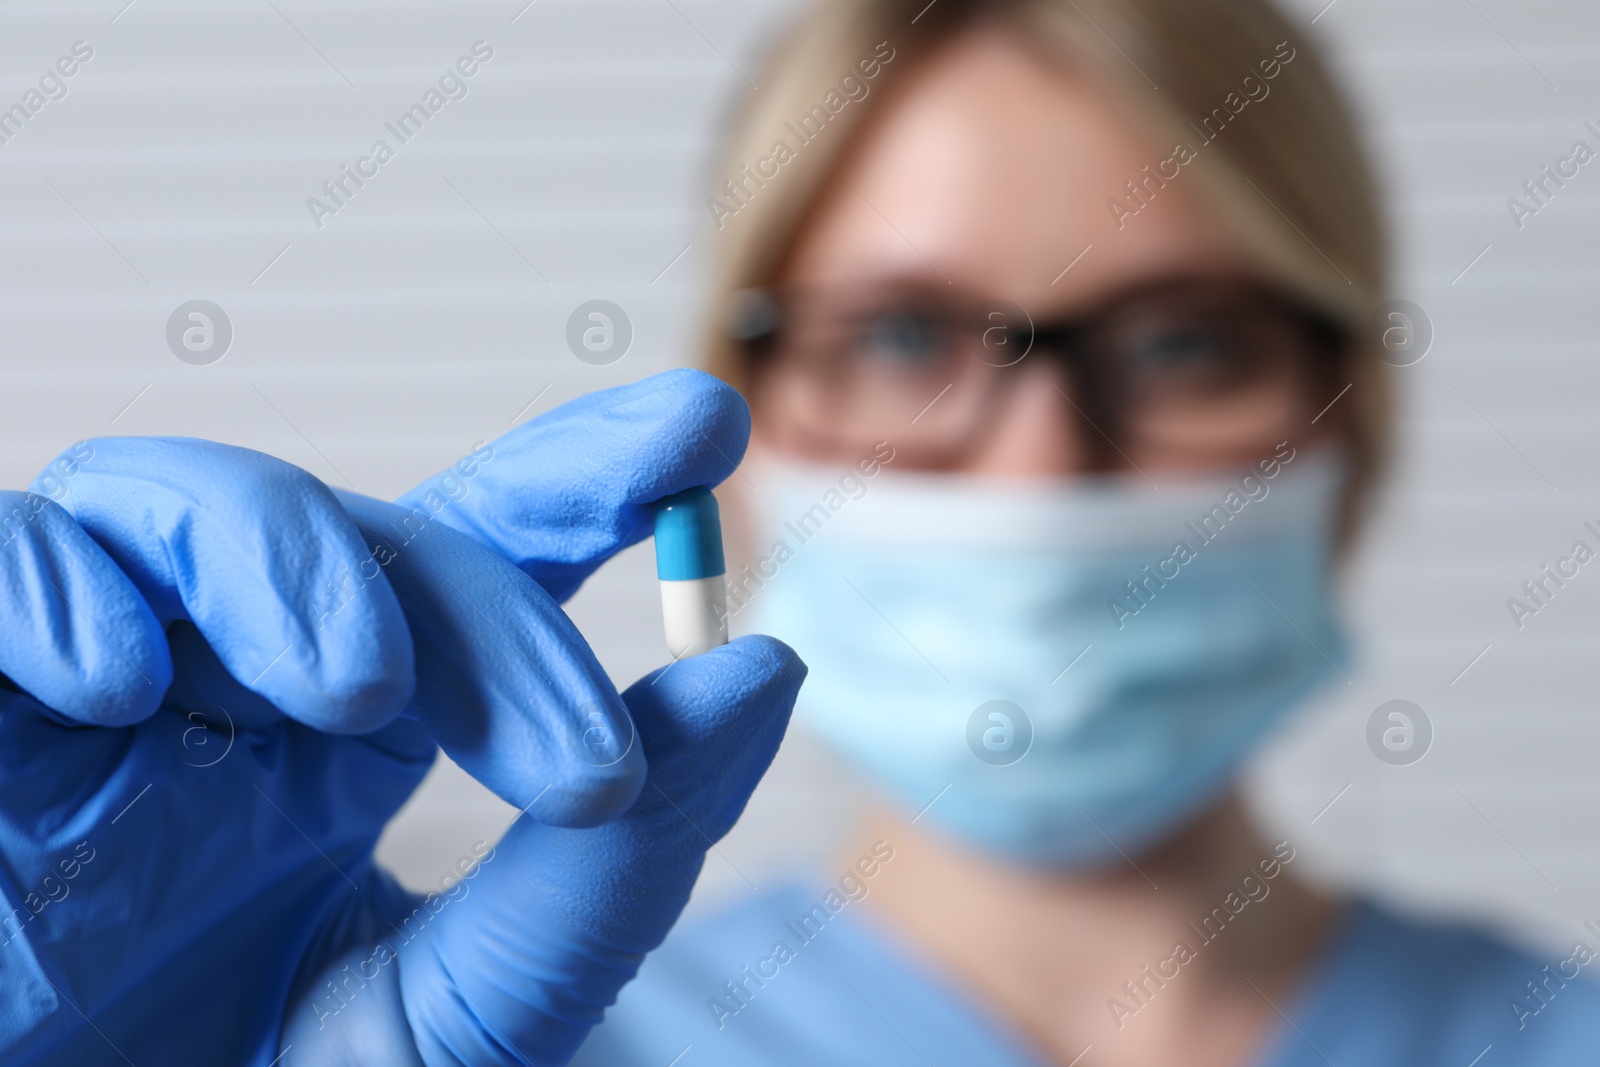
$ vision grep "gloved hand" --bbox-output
[0,370,805,1066]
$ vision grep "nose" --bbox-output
[960,359,1093,478]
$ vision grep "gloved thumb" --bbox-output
[395,636,805,1066]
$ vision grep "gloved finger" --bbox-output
[393,636,805,1066]
[0,489,171,725]
[38,437,416,734]
[335,489,646,826]
[397,368,750,603]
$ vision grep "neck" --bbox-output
[854,794,1338,1066]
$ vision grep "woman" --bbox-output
[575,0,1597,1063]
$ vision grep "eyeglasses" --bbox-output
[732,278,1348,469]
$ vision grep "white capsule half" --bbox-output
[659,575,729,659]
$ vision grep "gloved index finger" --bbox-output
[398,368,750,603]
[41,437,416,734]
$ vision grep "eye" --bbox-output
[1139,325,1229,366]
[1118,318,1260,387]
[852,309,951,369]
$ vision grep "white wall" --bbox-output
[1252,0,1600,956]
[3,0,1598,957]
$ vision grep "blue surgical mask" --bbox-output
[738,447,1349,869]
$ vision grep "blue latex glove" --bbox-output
[400,367,755,603]
[0,370,805,1065]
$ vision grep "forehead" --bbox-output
[781,28,1249,313]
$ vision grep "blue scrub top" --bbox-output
[573,883,1600,1066]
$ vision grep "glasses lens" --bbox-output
[857,308,951,370]
[1088,289,1322,453]
[1111,300,1282,389]
[750,295,995,461]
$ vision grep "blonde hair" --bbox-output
[701,0,1390,540]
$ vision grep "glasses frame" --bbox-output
[731,275,1351,469]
